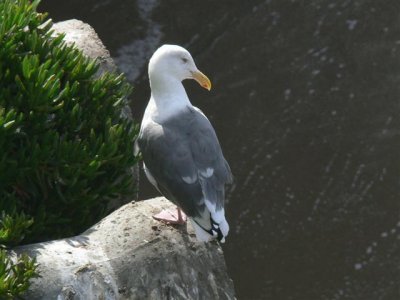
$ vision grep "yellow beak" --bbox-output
[191,70,212,91]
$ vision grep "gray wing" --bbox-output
[138,107,232,218]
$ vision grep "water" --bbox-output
[40,1,400,299]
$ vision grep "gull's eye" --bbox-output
[181,57,188,63]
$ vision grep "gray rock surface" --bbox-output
[11,197,235,300]
[52,19,117,77]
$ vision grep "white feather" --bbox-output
[204,199,230,238]
[218,218,229,237]
[143,163,158,188]
[182,174,197,184]
[200,168,214,178]
[190,219,212,242]
[205,199,216,214]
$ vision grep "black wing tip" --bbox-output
[216,229,224,242]
[210,216,225,242]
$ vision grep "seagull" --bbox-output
[137,45,233,242]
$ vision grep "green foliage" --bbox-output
[0,212,33,247]
[0,0,139,244]
[0,249,38,299]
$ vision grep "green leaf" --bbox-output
[0,249,38,298]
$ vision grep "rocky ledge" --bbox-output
[11,197,235,299]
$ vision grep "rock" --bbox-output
[11,197,235,300]
[51,19,138,204]
[51,19,117,76]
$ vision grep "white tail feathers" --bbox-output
[189,201,229,243]
[205,200,229,237]
[217,218,229,237]
[190,219,213,242]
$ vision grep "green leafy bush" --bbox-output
[0,212,33,247]
[0,249,38,299]
[0,0,139,244]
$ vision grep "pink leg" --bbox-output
[153,207,187,225]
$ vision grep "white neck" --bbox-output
[146,74,192,122]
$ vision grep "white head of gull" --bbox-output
[138,44,232,242]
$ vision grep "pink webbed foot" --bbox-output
[153,207,187,225]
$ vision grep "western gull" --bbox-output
[137,44,233,242]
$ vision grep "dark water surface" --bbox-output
[40,1,400,299]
